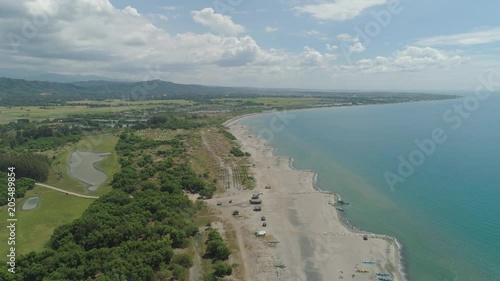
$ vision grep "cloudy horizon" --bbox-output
[0,0,499,91]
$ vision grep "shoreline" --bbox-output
[224,110,408,281]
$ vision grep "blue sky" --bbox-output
[1,0,499,91]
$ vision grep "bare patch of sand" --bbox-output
[203,117,406,281]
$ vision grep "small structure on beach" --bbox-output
[249,198,262,204]
[256,231,266,236]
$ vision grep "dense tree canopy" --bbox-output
[0,153,49,182]
[0,174,35,206]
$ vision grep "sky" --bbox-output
[0,0,499,91]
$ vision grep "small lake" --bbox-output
[22,197,40,210]
[68,150,109,191]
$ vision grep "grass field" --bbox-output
[0,99,194,124]
[65,99,193,106]
[0,134,119,262]
[218,97,327,108]
[0,185,95,261]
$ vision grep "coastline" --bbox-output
[224,112,408,281]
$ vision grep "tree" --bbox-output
[205,240,230,261]
[172,253,193,268]
[213,261,232,277]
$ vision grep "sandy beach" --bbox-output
[215,116,406,281]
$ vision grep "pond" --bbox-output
[68,150,109,191]
[21,197,40,211]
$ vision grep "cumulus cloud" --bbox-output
[0,0,275,83]
[299,46,337,68]
[191,8,245,35]
[337,33,359,43]
[326,44,339,51]
[122,6,140,17]
[345,46,467,73]
[216,36,260,67]
[349,42,366,53]
[0,0,474,88]
[415,27,500,46]
[336,34,365,54]
[295,0,387,21]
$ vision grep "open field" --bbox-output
[0,100,193,124]
[47,134,119,197]
[0,185,95,261]
[216,97,328,108]
[0,134,118,262]
[0,97,336,124]
[65,99,194,106]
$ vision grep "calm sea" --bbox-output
[241,95,500,281]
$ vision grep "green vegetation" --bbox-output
[0,186,96,259]
[0,77,458,109]
[220,129,237,141]
[213,261,233,277]
[46,134,119,196]
[0,129,206,280]
[0,175,35,206]
[0,153,49,182]
[0,79,461,280]
[146,114,203,130]
[203,230,233,279]
[0,121,81,150]
[230,146,246,157]
[235,165,255,190]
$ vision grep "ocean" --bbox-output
[241,95,500,281]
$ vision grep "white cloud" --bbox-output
[265,26,278,32]
[306,29,321,36]
[345,46,467,73]
[337,33,359,43]
[415,27,500,46]
[295,0,387,21]
[326,44,339,51]
[122,6,140,17]
[191,8,244,35]
[349,42,366,53]
[0,0,268,79]
[161,6,179,11]
[303,29,329,41]
[0,0,481,90]
[157,14,168,21]
[300,46,337,68]
[336,34,365,53]
[217,36,260,67]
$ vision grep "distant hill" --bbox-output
[0,77,458,106]
[0,77,261,105]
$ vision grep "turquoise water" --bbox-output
[241,96,500,281]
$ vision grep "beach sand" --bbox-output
[214,116,406,281]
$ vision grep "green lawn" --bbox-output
[0,186,95,262]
